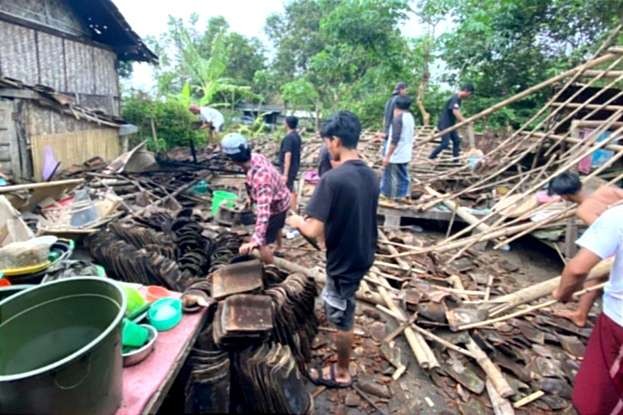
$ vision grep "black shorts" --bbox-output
[322,275,362,331]
[265,210,287,244]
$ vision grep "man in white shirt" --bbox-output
[189,104,224,140]
[380,96,415,199]
[553,205,623,414]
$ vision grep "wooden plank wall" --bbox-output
[0,19,120,115]
[31,129,120,179]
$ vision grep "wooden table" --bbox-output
[115,309,207,415]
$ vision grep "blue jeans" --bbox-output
[430,131,461,159]
[380,163,410,199]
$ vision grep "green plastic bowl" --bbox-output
[123,286,147,317]
[211,191,238,215]
[148,298,183,331]
[122,318,149,348]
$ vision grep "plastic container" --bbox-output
[211,191,238,215]
[191,180,209,195]
[0,278,126,415]
[122,318,150,348]
[145,285,170,303]
[148,297,183,331]
[123,286,147,316]
[122,325,158,367]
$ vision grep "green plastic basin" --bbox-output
[211,190,238,215]
[0,278,127,415]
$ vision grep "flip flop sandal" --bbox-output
[308,364,352,389]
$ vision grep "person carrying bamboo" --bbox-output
[548,171,623,327]
[429,84,474,161]
[553,203,623,414]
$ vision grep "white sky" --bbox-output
[114,0,433,91]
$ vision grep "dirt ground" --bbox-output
[290,226,569,415]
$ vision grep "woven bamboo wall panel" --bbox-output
[31,129,120,179]
[0,20,38,84]
[37,32,66,91]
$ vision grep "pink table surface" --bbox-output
[116,309,207,415]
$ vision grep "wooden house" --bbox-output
[0,0,157,179]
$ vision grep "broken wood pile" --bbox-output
[370,35,623,261]
[275,227,602,413]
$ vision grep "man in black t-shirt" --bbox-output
[278,116,302,209]
[429,84,474,160]
[287,111,379,389]
[317,138,342,177]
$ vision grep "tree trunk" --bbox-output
[416,34,432,127]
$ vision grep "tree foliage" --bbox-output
[419,0,623,128]
[125,0,623,137]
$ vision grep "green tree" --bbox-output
[149,15,266,101]
[266,0,416,126]
[418,0,623,128]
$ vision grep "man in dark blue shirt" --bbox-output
[429,84,474,160]
[287,111,379,388]
[278,116,302,209]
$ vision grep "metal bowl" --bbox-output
[122,324,158,367]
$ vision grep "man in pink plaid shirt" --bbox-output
[220,133,290,263]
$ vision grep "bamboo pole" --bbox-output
[526,131,623,153]
[377,286,440,370]
[466,336,514,398]
[0,178,84,193]
[492,207,575,249]
[378,230,410,270]
[267,255,387,306]
[385,222,561,258]
[433,116,623,252]
[377,305,474,357]
[486,380,515,415]
[425,186,493,233]
[513,391,544,409]
[491,258,612,307]
[420,57,623,211]
[458,282,607,331]
[419,53,616,143]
